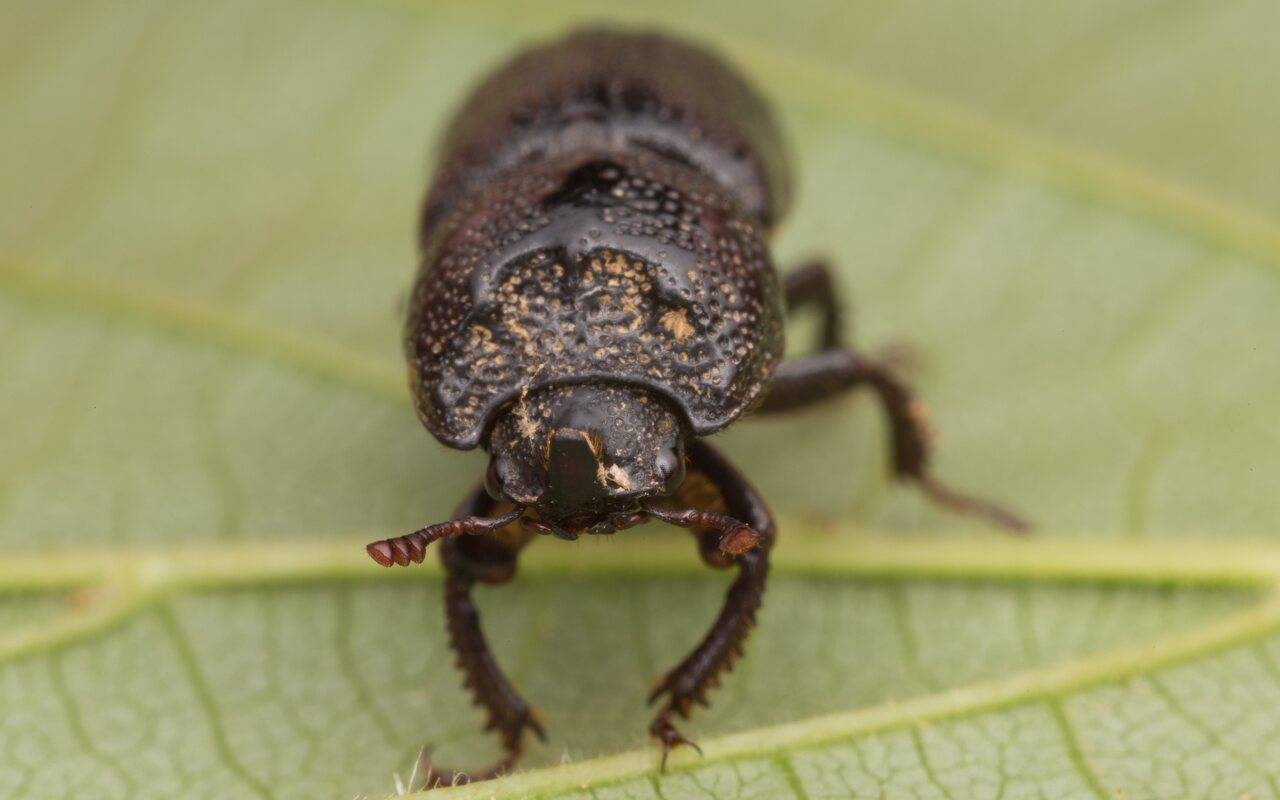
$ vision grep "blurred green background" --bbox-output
[3,1,1280,798]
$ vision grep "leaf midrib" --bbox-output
[4,531,1279,684]
[7,531,1280,798]
[7,531,1280,596]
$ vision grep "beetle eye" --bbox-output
[484,460,504,499]
[656,448,685,494]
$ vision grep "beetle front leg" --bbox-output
[759,261,1028,531]
[647,441,774,767]
[423,485,544,788]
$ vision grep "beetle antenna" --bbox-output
[367,506,525,567]
[643,502,761,555]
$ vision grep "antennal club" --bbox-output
[366,506,525,567]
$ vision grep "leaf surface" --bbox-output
[2,1,1280,798]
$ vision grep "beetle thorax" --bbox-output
[484,383,687,535]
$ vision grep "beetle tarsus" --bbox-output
[917,476,1030,533]
[418,747,521,789]
[650,709,703,770]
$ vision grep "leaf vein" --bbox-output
[1043,698,1107,800]
[156,604,274,800]
[1147,673,1280,795]
[49,647,136,795]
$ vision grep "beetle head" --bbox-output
[485,383,687,537]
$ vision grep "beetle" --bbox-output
[366,28,1025,786]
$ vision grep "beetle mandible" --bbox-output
[366,28,1025,786]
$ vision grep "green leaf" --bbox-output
[3,1,1280,798]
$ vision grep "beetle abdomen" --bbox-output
[421,28,790,231]
[408,31,788,449]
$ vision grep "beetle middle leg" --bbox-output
[423,485,544,787]
[647,439,775,766]
[761,260,1027,531]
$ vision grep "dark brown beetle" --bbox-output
[366,28,1025,786]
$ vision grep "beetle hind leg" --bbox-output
[760,260,1028,532]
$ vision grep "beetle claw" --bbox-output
[650,714,702,770]
[417,746,520,790]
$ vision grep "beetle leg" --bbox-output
[758,347,1028,531]
[420,485,544,789]
[762,261,1028,532]
[647,441,774,767]
[782,259,844,351]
